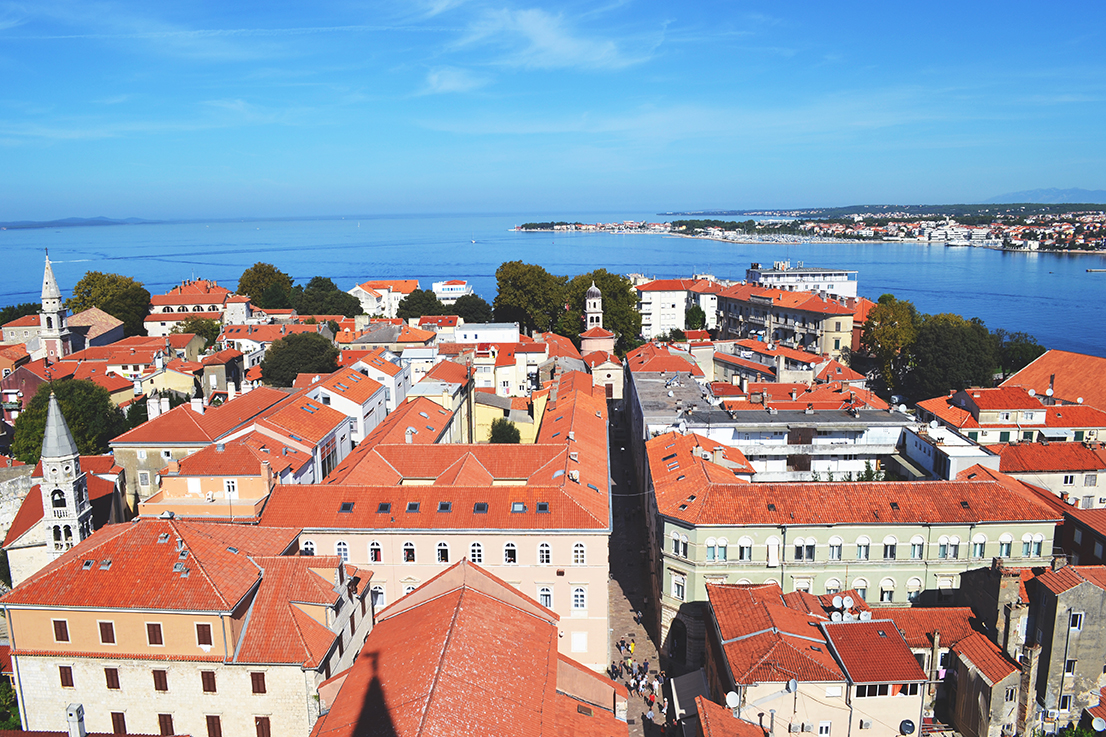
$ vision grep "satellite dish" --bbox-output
[860,611,872,621]
[929,420,939,429]
[1028,389,1035,397]
[832,595,843,609]
[844,612,855,621]
[787,678,798,693]
[898,404,907,413]
[831,611,843,622]
[725,691,740,709]
[1091,717,1106,732]
[843,595,855,609]
[1078,397,1085,404]
[900,720,916,735]
[1046,388,1054,397]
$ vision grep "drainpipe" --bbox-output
[780,526,787,589]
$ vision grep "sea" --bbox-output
[6,211,1106,357]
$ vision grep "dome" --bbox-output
[586,282,602,299]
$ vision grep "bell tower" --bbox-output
[39,393,92,558]
[585,282,603,329]
[40,252,72,361]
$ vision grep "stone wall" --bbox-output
[0,466,33,539]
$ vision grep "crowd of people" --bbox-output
[611,637,669,725]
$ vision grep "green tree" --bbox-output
[685,304,706,331]
[861,294,921,391]
[493,261,567,334]
[654,328,686,343]
[290,276,363,318]
[171,316,221,350]
[0,302,40,326]
[396,289,445,320]
[260,332,339,387]
[0,677,20,729]
[237,263,293,308]
[993,329,1046,378]
[902,314,997,399]
[11,380,128,465]
[452,294,494,323]
[489,417,521,444]
[65,272,151,337]
[554,269,642,355]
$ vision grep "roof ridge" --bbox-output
[285,601,321,666]
[172,520,233,610]
[416,584,466,736]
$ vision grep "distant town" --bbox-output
[0,254,1104,737]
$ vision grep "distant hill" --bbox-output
[0,216,154,230]
[985,188,1106,204]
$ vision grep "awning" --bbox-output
[671,668,710,722]
[1040,428,1073,440]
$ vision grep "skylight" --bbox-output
[474,502,488,514]
[438,501,452,513]
[536,502,549,513]
[406,502,420,513]
[377,502,391,513]
[511,502,526,513]
[339,502,355,513]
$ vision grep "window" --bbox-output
[828,537,843,561]
[196,623,213,647]
[880,579,895,603]
[111,712,127,734]
[1005,687,1016,703]
[474,502,488,514]
[336,541,350,563]
[377,502,391,514]
[1065,659,1076,674]
[504,542,517,564]
[738,537,754,561]
[907,578,923,602]
[224,479,237,496]
[910,537,924,559]
[153,669,168,692]
[438,501,451,513]
[206,715,223,737]
[853,579,868,601]
[201,670,217,693]
[1060,695,1072,711]
[539,543,551,565]
[100,621,116,644]
[105,667,120,690]
[855,684,890,697]
[539,587,553,608]
[1063,475,1075,486]
[251,671,266,694]
[793,538,815,561]
[406,501,420,513]
[403,542,416,563]
[884,543,897,560]
[825,578,841,595]
[1087,475,1098,487]
[673,573,686,601]
[368,541,381,562]
[999,541,1012,557]
[143,622,163,646]
[672,534,681,555]
[469,542,483,563]
[139,471,150,486]
[856,537,870,561]
[572,587,586,610]
[681,538,688,557]
[819,722,832,737]
[59,665,74,687]
[53,619,69,643]
[255,716,271,737]
[949,539,960,558]
[302,540,316,556]
[404,585,416,596]
[573,543,586,565]
[706,537,717,561]
[158,714,174,736]
[511,501,526,513]
[716,538,728,561]
[371,586,385,608]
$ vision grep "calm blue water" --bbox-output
[7,212,1106,357]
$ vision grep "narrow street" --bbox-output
[608,404,670,736]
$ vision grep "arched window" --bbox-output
[855,536,870,561]
[736,578,753,585]
[437,542,450,564]
[948,536,961,558]
[51,489,66,508]
[1031,533,1044,557]
[828,536,843,560]
[671,531,681,556]
[998,533,1013,558]
[737,536,754,561]
[794,537,815,561]
[706,537,718,561]
[403,542,416,563]
[852,578,869,601]
[538,543,551,565]
[766,537,781,567]
[825,578,842,595]
[470,542,483,563]
[504,542,517,564]
[910,535,925,559]
[971,533,987,558]
[53,526,62,542]
[880,578,896,603]
[573,543,586,565]
[301,540,316,556]
[716,538,728,562]
[371,586,385,608]
[883,536,898,560]
[572,587,586,610]
[369,541,382,562]
[907,577,923,602]
[403,585,415,596]
[538,587,553,608]
[335,541,349,563]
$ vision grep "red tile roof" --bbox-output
[955,464,1070,516]
[817,359,865,383]
[2,519,299,611]
[1002,350,1106,411]
[1035,565,1106,596]
[822,620,927,684]
[257,396,347,445]
[419,315,459,327]
[997,442,1106,473]
[870,607,978,649]
[111,387,288,445]
[719,284,854,316]
[579,326,614,339]
[423,359,469,385]
[2,314,40,329]
[354,279,418,295]
[962,387,1043,411]
[916,396,980,429]
[636,279,700,292]
[951,632,1018,686]
[625,343,703,376]
[537,332,583,360]
[697,696,769,737]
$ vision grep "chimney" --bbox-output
[66,703,87,737]
[190,397,205,415]
[155,351,164,370]
[227,382,236,402]
[929,631,941,691]
[405,427,414,444]
[146,394,160,420]
[160,396,170,414]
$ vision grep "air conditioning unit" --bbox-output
[789,725,801,733]
[1047,710,1059,720]
[860,721,873,730]
[804,723,814,732]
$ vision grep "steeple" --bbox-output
[43,392,79,459]
[585,282,603,329]
[38,252,71,361]
[42,251,62,305]
[39,392,92,559]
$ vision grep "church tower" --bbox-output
[39,253,72,361]
[39,393,92,559]
[585,282,603,329]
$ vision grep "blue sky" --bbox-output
[2,1,1104,219]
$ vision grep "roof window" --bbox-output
[339,502,355,513]
[536,502,549,513]
[377,502,391,513]
[302,405,316,414]
[960,500,970,509]
[511,502,526,513]
[99,559,112,570]
[662,453,677,462]
[157,533,170,543]
[587,483,600,492]
[82,559,94,570]
[419,411,429,418]
[474,502,488,514]
[767,503,776,511]
[890,502,899,510]
[438,501,452,513]
[406,502,420,513]
[226,546,239,554]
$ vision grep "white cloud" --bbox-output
[419,66,488,94]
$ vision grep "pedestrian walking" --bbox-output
[646,708,655,722]
[630,638,636,655]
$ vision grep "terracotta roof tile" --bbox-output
[1036,565,1106,596]
[1002,350,1106,411]
[822,620,926,683]
[951,632,1018,686]
[697,696,769,737]
[870,607,978,649]
[997,442,1106,473]
[112,387,288,445]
